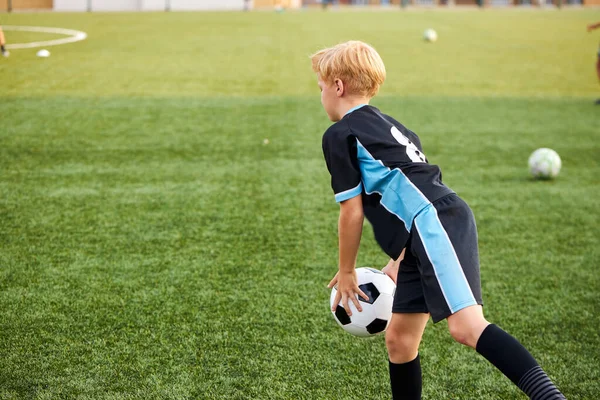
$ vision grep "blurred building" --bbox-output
[0,0,598,11]
[1,0,52,10]
[297,0,597,5]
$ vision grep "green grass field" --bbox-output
[1,8,599,400]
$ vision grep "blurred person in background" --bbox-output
[587,22,600,104]
[0,26,9,57]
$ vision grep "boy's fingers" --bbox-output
[358,289,370,302]
[331,291,341,312]
[342,294,352,316]
[343,292,365,315]
[327,277,337,289]
[327,272,339,289]
[351,294,363,313]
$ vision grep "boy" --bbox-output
[0,26,9,57]
[588,21,600,104]
[311,41,566,400]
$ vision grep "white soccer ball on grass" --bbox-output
[423,29,438,42]
[528,148,561,179]
[330,267,396,337]
[36,49,51,58]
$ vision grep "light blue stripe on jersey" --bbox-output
[356,139,476,312]
[414,205,477,313]
[335,182,363,203]
[356,140,430,231]
[344,104,368,116]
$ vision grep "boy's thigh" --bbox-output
[411,194,483,323]
[387,312,430,341]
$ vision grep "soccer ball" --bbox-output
[528,148,561,179]
[423,29,438,42]
[36,49,51,58]
[330,267,396,337]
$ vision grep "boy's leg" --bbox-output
[388,245,430,400]
[386,312,429,400]
[411,194,565,399]
[447,305,565,399]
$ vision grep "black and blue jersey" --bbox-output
[322,104,455,260]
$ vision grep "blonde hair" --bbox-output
[310,41,386,98]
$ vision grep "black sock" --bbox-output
[1,45,5,52]
[389,355,422,400]
[476,324,565,399]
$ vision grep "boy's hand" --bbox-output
[381,251,404,284]
[327,270,369,316]
[382,263,399,284]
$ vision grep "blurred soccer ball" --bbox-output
[36,49,51,58]
[423,29,438,42]
[528,148,561,179]
[330,267,395,337]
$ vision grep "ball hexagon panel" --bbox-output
[348,304,377,328]
[334,305,351,325]
[344,324,370,337]
[358,283,379,304]
[373,293,394,321]
[366,318,388,335]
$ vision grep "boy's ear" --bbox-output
[334,78,344,97]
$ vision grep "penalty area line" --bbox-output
[3,25,87,50]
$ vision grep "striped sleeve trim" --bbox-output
[334,183,363,203]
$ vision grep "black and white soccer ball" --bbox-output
[528,148,561,179]
[330,267,396,337]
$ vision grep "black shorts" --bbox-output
[392,193,483,323]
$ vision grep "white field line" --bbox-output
[3,25,87,49]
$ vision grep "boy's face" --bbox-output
[318,76,341,122]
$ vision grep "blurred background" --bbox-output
[2,0,600,11]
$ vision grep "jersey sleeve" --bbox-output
[322,128,363,203]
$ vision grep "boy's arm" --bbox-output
[327,195,369,316]
[588,22,600,32]
[338,195,363,277]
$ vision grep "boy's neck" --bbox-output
[338,97,371,120]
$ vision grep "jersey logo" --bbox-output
[390,126,427,163]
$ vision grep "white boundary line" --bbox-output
[3,25,87,50]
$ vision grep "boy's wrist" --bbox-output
[338,265,356,273]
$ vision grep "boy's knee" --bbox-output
[448,320,489,348]
[448,324,473,346]
[446,305,489,348]
[386,330,420,363]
